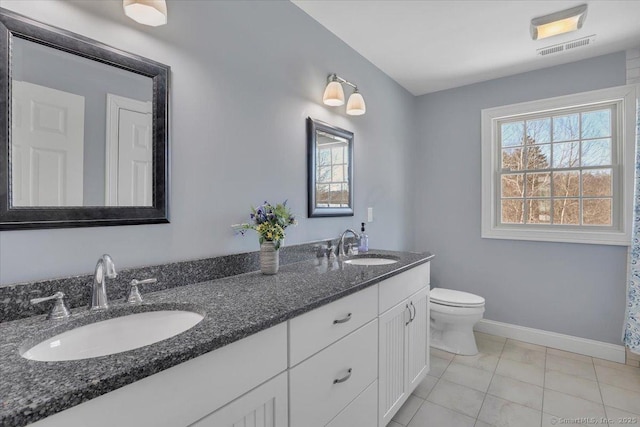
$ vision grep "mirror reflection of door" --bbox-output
[105,95,153,207]
[11,81,85,207]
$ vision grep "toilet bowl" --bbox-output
[430,288,485,356]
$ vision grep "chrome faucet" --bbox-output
[90,254,117,310]
[338,229,360,257]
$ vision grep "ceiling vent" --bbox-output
[537,35,596,56]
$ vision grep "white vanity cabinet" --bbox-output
[27,260,432,427]
[30,323,289,427]
[378,263,430,427]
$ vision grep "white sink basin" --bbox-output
[21,310,204,362]
[344,257,398,266]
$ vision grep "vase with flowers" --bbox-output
[233,201,296,274]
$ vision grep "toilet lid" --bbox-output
[431,288,485,307]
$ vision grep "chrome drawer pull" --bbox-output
[409,301,416,322]
[333,313,352,324]
[333,368,353,384]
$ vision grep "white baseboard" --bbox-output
[474,319,626,363]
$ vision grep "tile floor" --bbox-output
[390,332,640,427]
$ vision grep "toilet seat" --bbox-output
[431,288,485,308]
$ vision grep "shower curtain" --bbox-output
[625,100,640,353]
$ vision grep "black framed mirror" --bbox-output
[307,117,354,217]
[0,8,169,230]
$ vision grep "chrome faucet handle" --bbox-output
[126,278,158,304]
[327,240,337,260]
[346,243,358,256]
[31,291,71,320]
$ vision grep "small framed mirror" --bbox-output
[307,118,354,217]
[0,8,169,230]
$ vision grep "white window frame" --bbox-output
[481,84,639,245]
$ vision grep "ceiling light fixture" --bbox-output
[530,4,587,40]
[323,74,366,116]
[123,0,168,27]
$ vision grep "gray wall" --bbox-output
[411,52,628,344]
[0,0,416,283]
[12,37,152,205]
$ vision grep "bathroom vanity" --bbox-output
[0,250,433,427]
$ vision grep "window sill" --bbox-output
[481,226,630,246]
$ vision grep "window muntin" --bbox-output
[497,103,617,228]
[315,132,350,208]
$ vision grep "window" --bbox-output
[481,85,638,245]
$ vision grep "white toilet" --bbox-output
[430,288,485,356]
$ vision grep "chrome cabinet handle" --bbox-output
[405,304,411,325]
[409,301,416,322]
[333,368,352,384]
[333,313,352,324]
[31,291,71,320]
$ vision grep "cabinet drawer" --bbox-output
[379,262,430,314]
[289,319,378,427]
[289,284,378,366]
[326,380,378,427]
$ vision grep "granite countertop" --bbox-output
[0,249,433,426]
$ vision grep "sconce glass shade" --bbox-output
[123,0,168,27]
[346,91,366,116]
[323,81,345,106]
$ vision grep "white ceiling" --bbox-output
[292,1,640,96]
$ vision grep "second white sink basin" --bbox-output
[21,310,204,362]
[344,257,398,266]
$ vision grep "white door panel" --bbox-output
[11,80,85,206]
[105,94,152,207]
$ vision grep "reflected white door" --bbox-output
[11,81,85,206]
[105,94,152,206]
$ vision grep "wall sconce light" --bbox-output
[530,4,587,40]
[322,74,366,116]
[123,0,168,27]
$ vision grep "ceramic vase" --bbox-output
[260,241,279,275]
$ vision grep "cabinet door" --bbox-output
[378,300,410,427]
[190,372,288,427]
[407,287,429,390]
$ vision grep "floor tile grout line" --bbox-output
[474,337,506,425]
[419,399,480,424]
[403,353,451,427]
[421,348,490,424]
[593,355,611,427]
[593,372,640,394]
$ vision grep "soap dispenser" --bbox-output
[358,222,369,253]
